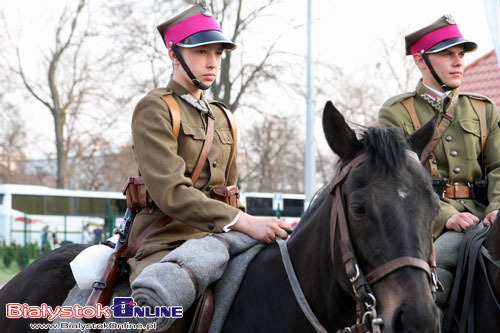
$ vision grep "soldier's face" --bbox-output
[171,44,224,95]
[417,45,466,92]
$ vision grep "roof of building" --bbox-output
[461,50,500,106]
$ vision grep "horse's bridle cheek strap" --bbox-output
[365,256,432,285]
[329,150,440,330]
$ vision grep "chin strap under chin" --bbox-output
[421,51,454,91]
[171,43,210,91]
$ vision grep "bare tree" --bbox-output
[1,0,127,188]
[0,94,27,184]
[378,33,420,94]
[238,114,304,193]
[209,0,286,113]
[67,139,135,191]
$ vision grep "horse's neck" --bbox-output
[287,199,354,322]
[287,201,332,270]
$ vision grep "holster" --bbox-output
[432,177,448,198]
[210,185,239,208]
[122,177,154,213]
[471,179,488,206]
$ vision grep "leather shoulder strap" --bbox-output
[210,101,237,183]
[401,97,422,130]
[190,115,215,185]
[161,95,181,139]
[469,98,487,152]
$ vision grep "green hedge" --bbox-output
[0,241,46,269]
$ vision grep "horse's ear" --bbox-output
[322,101,362,159]
[407,111,438,158]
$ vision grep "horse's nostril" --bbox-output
[391,303,439,333]
[392,308,405,331]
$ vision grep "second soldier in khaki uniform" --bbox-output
[378,15,500,313]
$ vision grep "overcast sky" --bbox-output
[3,0,496,70]
[1,0,498,159]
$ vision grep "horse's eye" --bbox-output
[350,203,366,216]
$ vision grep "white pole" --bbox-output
[304,0,315,209]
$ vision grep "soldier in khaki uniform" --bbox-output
[127,2,291,288]
[378,15,500,311]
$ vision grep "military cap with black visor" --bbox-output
[405,14,477,91]
[157,1,236,90]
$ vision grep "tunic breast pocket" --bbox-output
[458,119,481,160]
[179,123,207,171]
[215,128,234,165]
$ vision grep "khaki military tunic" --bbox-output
[127,80,245,280]
[379,79,500,238]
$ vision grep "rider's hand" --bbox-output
[229,213,291,243]
[445,212,479,232]
[483,209,499,227]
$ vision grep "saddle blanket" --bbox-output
[51,231,265,332]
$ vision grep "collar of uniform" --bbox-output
[166,79,205,100]
[166,80,214,118]
[416,79,451,113]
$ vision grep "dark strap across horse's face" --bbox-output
[329,150,439,320]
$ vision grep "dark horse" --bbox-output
[222,101,441,332]
[443,213,500,333]
[1,101,442,332]
[474,215,500,332]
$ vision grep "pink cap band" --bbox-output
[410,24,463,55]
[164,13,222,49]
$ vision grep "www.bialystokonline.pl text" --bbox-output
[29,321,157,331]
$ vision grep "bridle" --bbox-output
[277,150,441,333]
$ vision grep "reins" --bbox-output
[443,225,500,333]
[278,150,440,333]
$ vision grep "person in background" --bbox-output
[41,225,49,252]
[92,226,105,245]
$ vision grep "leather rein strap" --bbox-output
[278,150,439,333]
[277,237,328,333]
[124,98,215,259]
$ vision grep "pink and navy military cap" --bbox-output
[405,14,477,56]
[157,1,236,50]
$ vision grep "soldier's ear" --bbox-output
[413,54,426,70]
[169,49,179,64]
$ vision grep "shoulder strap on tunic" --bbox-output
[469,98,487,152]
[161,95,181,139]
[401,97,422,130]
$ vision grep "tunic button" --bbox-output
[450,151,458,157]
[208,223,215,230]
[459,200,466,204]
[213,161,218,168]
[453,167,461,174]
[445,136,452,141]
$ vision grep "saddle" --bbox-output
[188,285,215,333]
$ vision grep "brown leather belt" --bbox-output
[443,185,475,199]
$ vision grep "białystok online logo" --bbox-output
[6,297,183,321]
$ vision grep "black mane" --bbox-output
[339,126,411,175]
[297,126,412,232]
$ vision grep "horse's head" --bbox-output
[323,101,440,332]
